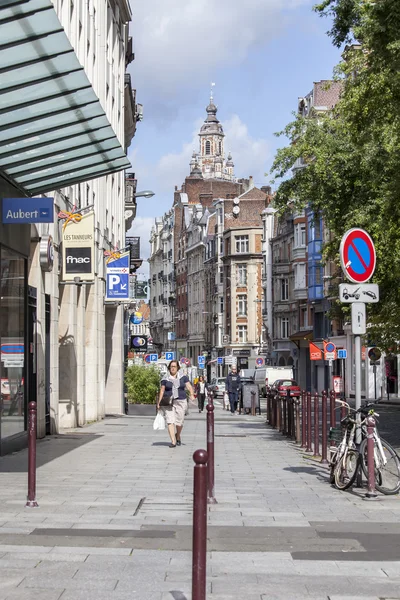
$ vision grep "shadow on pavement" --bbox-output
[0,433,102,473]
[126,404,157,416]
[152,441,174,447]
[169,592,188,600]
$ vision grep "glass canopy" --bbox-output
[0,0,130,196]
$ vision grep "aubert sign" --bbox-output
[2,197,54,223]
[62,210,95,281]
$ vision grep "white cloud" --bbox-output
[131,0,312,100]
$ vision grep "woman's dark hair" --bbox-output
[199,376,204,381]
[168,360,180,372]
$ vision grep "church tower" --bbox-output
[190,92,235,182]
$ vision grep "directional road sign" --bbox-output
[105,251,130,301]
[337,349,347,359]
[340,228,376,284]
[339,283,379,304]
[165,352,175,361]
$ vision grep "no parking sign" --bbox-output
[340,228,376,284]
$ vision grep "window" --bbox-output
[300,307,308,329]
[218,141,222,154]
[280,278,289,301]
[220,297,224,313]
[235,235,249,253]
[205,140,211,155]
[238,325,247,343]
[237,295,247,316]
[219,266,223,284]
[294,264,306,289]
[280,317,289,339]
[294,223,306,248]
[237,264,247,286]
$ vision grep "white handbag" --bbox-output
[153,411,166,430]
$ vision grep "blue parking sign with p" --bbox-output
[149,354,158,362]
[217,357,223,365]
[165,352,175,361]
[198,355,205,367]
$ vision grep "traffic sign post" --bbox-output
[149,354,158,362]
[340,228,377,445]
[165,352,175,361]
[255,357,264,368]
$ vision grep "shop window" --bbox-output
[0,247,26,440]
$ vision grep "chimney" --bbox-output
[249,176,254,189]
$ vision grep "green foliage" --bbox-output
[271,1,400,352]
[125,365,160,404]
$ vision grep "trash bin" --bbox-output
[241,383,261,415]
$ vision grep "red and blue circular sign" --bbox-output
[325,342,336,353]
[256,357,264,367]
[340,228,376,284]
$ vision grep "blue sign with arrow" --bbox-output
[105,251,130,301]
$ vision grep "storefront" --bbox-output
[0,186,30,455]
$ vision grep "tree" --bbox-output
[271,1,400,350]
[125,364,160,404]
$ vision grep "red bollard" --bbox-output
[192,449,208,600]
[301,391,306,448]
[314,393,321,457]
[365,416,378,499]
[26,401,38,508]
[206,399,217,505]
[329,390,336,429]
[321,391,328,464]
[306,392,313,452]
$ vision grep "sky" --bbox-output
[126,0,342,279]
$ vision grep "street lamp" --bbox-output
[134,190,155,199]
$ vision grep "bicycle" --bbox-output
[329,400,400,494]
[328,402,360,490]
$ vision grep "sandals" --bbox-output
[176,440,182,446]
[169,443,176,448]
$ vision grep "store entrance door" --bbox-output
[45,294,51,434]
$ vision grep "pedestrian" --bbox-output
[195,376,207,412]
[225,366,241,414]
[157,360,195,448]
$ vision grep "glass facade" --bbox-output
[0,246,26,441]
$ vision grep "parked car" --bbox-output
[209,377,226,398]
[270,379,301,399]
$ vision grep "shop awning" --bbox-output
[290,330,314,341]
[0,0,130,196]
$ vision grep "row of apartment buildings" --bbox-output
[149,86,398,400]
[0,0,143,455]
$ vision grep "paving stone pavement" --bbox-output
[0,400,400,599]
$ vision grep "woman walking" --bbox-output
[157,360,195,448]
[195,376,207,412]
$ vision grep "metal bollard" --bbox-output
[295,398,301,444]
[341,402,347,421]
[329,390,336,429]
[321,391,328,464]
[192,449,208,600]
[282,394,288,435]
[206,400,217,505]
[276,396,281,431]
[251,390,256,416]
[26,401,39,508]
[306,392,313,453]
[365,416,378,499]
[301,391,307,448]
[314,393,321,457]
[267,390,272,424]
[286,389,292,437]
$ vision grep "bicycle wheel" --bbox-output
[360,437,400,495]
[334,449,359,490]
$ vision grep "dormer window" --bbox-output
[205,140,211,155]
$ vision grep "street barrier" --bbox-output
[206,396,217,504]
[314,392,321,458]
[301,390,307,448]
[365,415,378,499]
[26,401,38,508]
[321,391,328,464]
[192,449,208,600]
[306,392,312,453]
